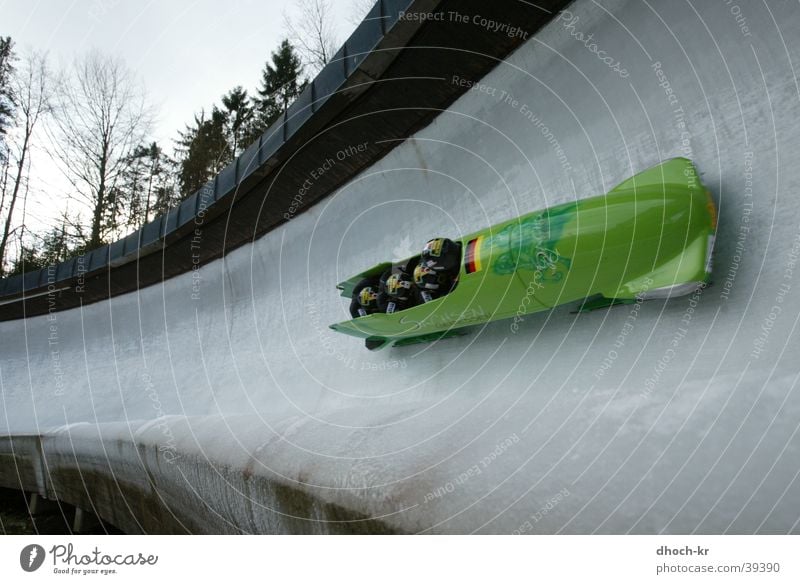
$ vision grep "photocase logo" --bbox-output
[392,234,416,262]
[20,544,46,572]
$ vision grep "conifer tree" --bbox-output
[0,37,14,138]
[123,141,176,228]
[221,86,252,158]
[249,40,306,141]
[176,107,230,196]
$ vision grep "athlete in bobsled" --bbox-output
[414,237,461,303]
[334,158,717,351]
[377,269,416,313]
[349,237,461,316]
[350,261,419,317]
[349,277,382,318]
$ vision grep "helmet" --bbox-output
[358,286,379,309]
[413,264,441,291]
[385,271,413,300]
[421,238,461,273]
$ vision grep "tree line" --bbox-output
[0,0,368,276]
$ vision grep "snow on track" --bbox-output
[2,0,800,533]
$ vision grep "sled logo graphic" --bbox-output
[20,544,46,572]
[488,208,573,281]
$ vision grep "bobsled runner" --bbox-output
[330,158,717,350]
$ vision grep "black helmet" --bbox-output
[385,271,414,300]
[413,263,441,291]
[358,286,379,309]
[421,237,461,273]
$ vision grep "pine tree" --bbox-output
[9,244,42,275]
[39,221,72,265]
[176,107,230,196]
[249,40,306,141]
[141,142,178,221]
[175,41,305,198]
[123,141,176,228]
[151,182,179,218]
[0,37,15,138]
[8,217,80,275]
[122,145,147,227]
[221,86,253,158]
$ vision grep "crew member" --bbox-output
[349,278,381,318]
[415,237,461,302]
[379,270,418,313]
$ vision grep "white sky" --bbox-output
[1,0,362,237]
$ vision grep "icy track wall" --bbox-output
[3,0,800,534]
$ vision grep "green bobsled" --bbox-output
[330,158,717,350]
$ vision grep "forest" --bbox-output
[0,0,368,276]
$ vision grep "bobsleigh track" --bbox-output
[2,0,800,533]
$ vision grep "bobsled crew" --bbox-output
[349,237,462,318]
[332,158,718,351]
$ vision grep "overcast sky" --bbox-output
[2,0,360,142]
[1,0,364,237]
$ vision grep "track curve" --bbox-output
[2,0,800,533]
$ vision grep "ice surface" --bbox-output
[2,0,799,533]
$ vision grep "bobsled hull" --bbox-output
[330,158,717,350]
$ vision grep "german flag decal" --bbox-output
[464,237,484,274]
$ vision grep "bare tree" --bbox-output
[0,51,51,275]
[347,0,378,26]
[48,52,151,249]
[284,0,339,74]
